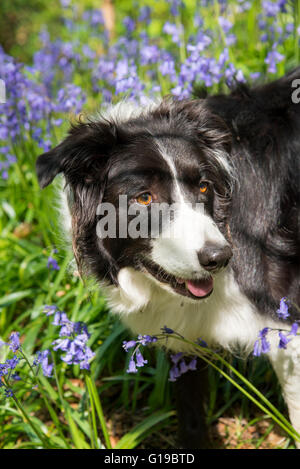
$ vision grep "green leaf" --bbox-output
[0,290,33,308]
[66,408,91,449]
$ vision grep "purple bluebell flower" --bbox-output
[52,310,69,327]
[170,352,183,365]
[265,44,284,74]
[289,323,298,336]
[127,356,138,373]
[8,332,20,353]
[225,34,237,46]
[253,327,270,356]
[277,297,289,319]
[197,338,208,348]
[188,357,197,371]
[250,72,261,81]
[33,350,52,377]
[123,17,135,34]
[137,335,157,346]
[179,359,189,374]
[11,372,21,381]
[159,59,177,83]
[262,0,281,17]
[163,22,182,45]
[43,305,58,316]
[5,357,20,370]
[278,331,291,350]
[47,256,60,271]
[169,356,198,381]
[218,17,233,34]
[138,6,151,24]
[4,388,13,398]
[123,340,137,352]
[124,332,160,373]
[167,0,184,16]
[52,338,71,352]
[161,326,174,334]
[135,350,148,368]
[140,45,161,65]
[169,365,180,382]
[253,339,262,357]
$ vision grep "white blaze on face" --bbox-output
[151,141,228,278]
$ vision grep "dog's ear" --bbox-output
[36,119,118,188]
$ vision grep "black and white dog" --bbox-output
[36,68,300,448]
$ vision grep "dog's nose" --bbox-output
[198,245,232,272]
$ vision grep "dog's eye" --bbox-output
[199,181,209,194]
[136,192,152,206]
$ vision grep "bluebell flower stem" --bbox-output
[3,378,53,448]
[164,334,300,443]
[19,349,70,447]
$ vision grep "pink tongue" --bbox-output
[186,277,213,297]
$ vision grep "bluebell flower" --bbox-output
[159,60,177,83]
[253,327,270,356]
[163,22,182,45]
[169,365,180,382]
[168,0,184,16]
[169,356,198,381]
[42,307,95,371]
[138,6,151,24]
[6,357,20,370]
[8,332,20,353]
[52,310,69,326]
[218,17,233,34]
[262,0,281,17]
[33,350,53,378]
[43,305,58,316]
[188,357,197,371]
[0,356,20,381]
[265,44,284,74]
[278,331,291,350]
[11,373,21,381]
[197,338,208,348]
[289,323,298,336]
[161,326,174,335]
[123,17,135,34]
[137,335,157,346]
[4,388,13,398]
[127,356,138,373]
[179,359,189,374]
[47,256,60,271]
[135,350,148,368]
[277,297,289,320]
[170,352,183,365]
[122,340,137,352]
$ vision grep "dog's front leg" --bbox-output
[268,335,300,448]
[174,359,210,449]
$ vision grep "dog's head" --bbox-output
[36,99,233,304]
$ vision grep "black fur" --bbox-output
[203,68,300,322]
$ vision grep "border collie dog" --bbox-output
[36,68,300,448]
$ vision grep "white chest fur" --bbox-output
[101,266,272,355]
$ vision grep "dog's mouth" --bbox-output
[142,261,214,300]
